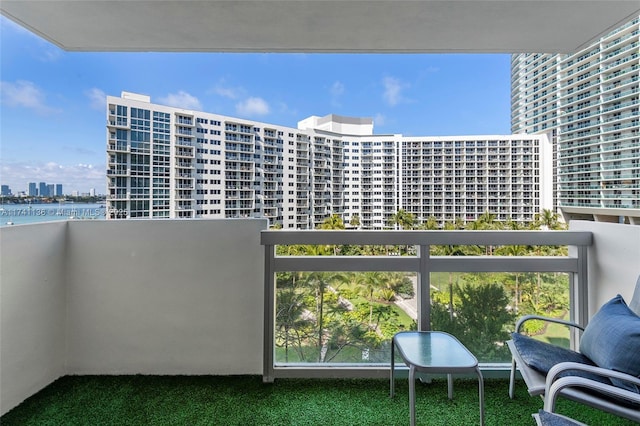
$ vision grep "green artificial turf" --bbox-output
[2,376,636,425]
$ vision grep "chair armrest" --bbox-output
[546,361,640,390]
[515,315,584,333]
[544,374,640,413]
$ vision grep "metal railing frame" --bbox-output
[261,230,592,382]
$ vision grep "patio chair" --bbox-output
[507,275,640,423]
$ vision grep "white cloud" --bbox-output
[157,91,202,110]
[330,81,345,106]
[86,88,106,110]
[382,76,408,106]
[39,47,62,63]
[236,97,270,117]
[276,101,297,117]
[0,80,59,115]
[212,81,244,100]
[330,81,345,97]
[1,161,106,194]
[373,113,386,127]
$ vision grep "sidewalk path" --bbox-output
[393,275,440,321]
[394,275,418,320]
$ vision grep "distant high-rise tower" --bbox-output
[511,15,639,224]
[38,182,48,197]
[106,92,553,228]
[28,182,37,196]
[1,185,11,196]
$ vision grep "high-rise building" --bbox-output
[55,184,64,196]
[107,92,552,229]
[28,182,37,197]
[1,185,11,196]
[38,182,48,197]
[511,16,639,224]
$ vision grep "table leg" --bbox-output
[476,367,485,426]
[447,373,453,399]
[390,337,395,398]
[409,365,416,426]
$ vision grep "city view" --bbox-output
[102,13,639,228]
[2,14,638,228]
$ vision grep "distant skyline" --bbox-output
[1,16,512,194]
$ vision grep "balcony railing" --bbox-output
[261,230,592,382]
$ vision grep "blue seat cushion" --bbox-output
[511,333,604,383]
[536,410,584,426]
[579,294,640,393]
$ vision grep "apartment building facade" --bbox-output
[511,16,640,224]
[107,92,552,229]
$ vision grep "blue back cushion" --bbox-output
[579,295,640,393]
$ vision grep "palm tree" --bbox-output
[305,270,346,362]
[432,236,467,320]
[476,210,498,229]
[474,211,500,254]
[319,214,345,230]
[305,271,330,362]
[535,208,563,230]
[318,214,345,255]
[384,271,412,297]
[349,214,361,229]
[495,244,529,313]
[388,209,416,254]
[388,209,416,230]
[418,215,440,230]
[357,271,385,326]
[275,288,311,362]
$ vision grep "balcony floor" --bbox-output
[1,376,636,425]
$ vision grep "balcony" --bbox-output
[2,220,639,418]
[2,1,640,421]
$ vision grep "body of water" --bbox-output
[0,203,106,227]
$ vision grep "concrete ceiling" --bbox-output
[1,1,639,53]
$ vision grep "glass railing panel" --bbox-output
[429,271,570,364]
[263,230,592,380]
[275,270,417,364]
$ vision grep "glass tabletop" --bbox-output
[393,331,478,369]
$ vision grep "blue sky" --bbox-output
[1,16,512,195]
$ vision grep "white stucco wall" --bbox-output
[65,219,267,374]
[570,220,640,315]
[0,222,68,416]
[0,219,267,416]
